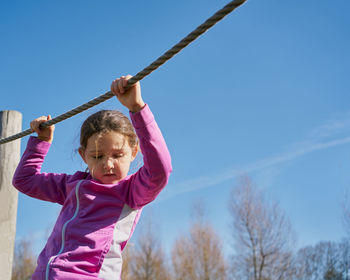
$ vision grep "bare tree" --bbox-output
[228,175,295,280]
[11,238,36,280]
[295,239,350,280]
[172,201,227,280]
[172,235,196,280]
[339,238,350,280]
[294,245,319,280]
[121,243,133,280]
[130,221,170,280]
[342,191,350,237]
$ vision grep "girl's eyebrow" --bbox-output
[88,148,125,153]
[111,148,125,153]
[88,150,101,154]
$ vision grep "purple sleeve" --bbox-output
[123,104,172,209]
[12,137,68,205]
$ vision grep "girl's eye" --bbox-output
[93,155,103,159]
[114,154,123,158]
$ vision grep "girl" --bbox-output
[12,75,172,280]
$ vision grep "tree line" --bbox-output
[12,175,350,280]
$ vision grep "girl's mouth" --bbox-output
[103,174,116,177]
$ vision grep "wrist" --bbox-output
[129,102,146,113]
[37,136,53,144]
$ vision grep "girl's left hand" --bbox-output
[110,75,145,113]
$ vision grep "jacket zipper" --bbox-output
[45,180,82,280]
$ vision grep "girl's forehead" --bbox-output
[87,131,128,150]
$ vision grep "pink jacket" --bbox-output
[12,105,172,280]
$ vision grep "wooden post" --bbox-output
[0,111,22,280]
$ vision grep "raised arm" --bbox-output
[12,136,68,204]
[111,75,172,208]
[123,104,172,208]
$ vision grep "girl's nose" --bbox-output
[104,158,114,170]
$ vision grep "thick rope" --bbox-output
[0,0,247,145]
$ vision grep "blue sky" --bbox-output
[1,0,350,257]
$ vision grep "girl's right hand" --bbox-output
[30,115,55,143]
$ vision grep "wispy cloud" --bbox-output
[160,112,350,201]
[306,111,350,141]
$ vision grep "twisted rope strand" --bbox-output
[0,0,247,145]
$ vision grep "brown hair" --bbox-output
[80,110,138,150]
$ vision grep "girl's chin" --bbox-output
[100,174,121,184]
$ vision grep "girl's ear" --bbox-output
[131,145,138,161]
[78,147,87,163]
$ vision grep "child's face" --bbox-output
[79,131,138,184]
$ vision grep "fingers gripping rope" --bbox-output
[0,0,247,145]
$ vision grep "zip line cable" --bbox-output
[0,0,247,145]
